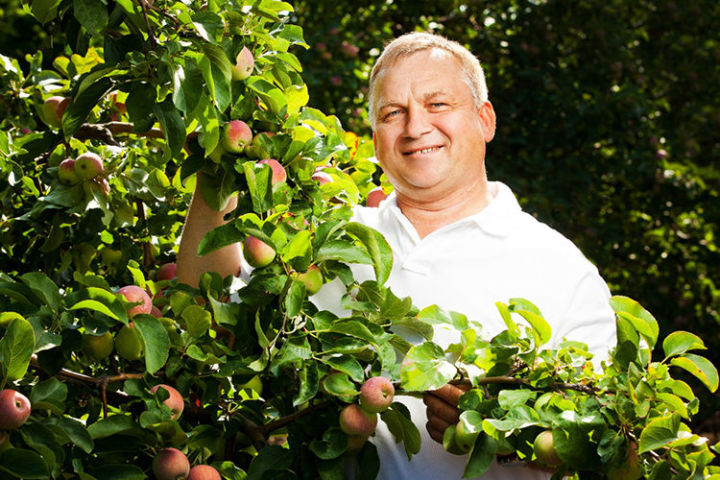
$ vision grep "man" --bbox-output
[177,32,616,479]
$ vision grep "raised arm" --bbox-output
[176,187,242,288]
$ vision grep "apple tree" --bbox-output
[0,1,719,479]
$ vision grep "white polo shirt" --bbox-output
[313,181,615,479]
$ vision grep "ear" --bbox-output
[477,101,496,143]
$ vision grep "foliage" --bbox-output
[0,1,718,479]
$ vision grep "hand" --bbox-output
[422,383,470,444]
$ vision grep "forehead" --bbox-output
[375,48,468,101]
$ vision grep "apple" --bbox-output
[100,248,122,270]
[82,332,114,361]
[311,170,333,185]
[117,285,152,317]
[152,448,190,480]
[0,389,31,430]
[454,420,478,453]
[91,177,110,196]
[442,424,465,455]
[74,152,104,180]
[232,46,254,81]
[293,265,323,295]
[58,158,80,185]
[243,236,275,268]
[339,404,377,437]
[256,158,286,184]
[115,323,143,361]
[42,96,70,129]
[358,376,394,413]
[244,131,275,159]
[346,434,368,454]
[366,187,387,207]
[188,464,221,480]
[150,305,163,318]
[156,262,177,281]
[533,430,562,467]
[340,41,360,57]
[150,384,184,420]
[221,120,253,154]
[608,442,642,480]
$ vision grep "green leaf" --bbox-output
[88,465,146,480]
[328,320,376,344]
[172,61,203,116]
[609,295,659,348]
[73,0,108,35]
[417,304,469,330]
[208,296,239,327]
[638,414,681,453]
[20,272,62,311]
[322,372,358,398]
[483,405,540,431]
[0,448,49,478]
[497,389,536,410]
[670,353,719,392]
[316,240,373,265]
[27,0,61,23]
[191,11,224,43]
[30,377,67,413]
[513,308,552,346]
[380,403,421,459]
[663,331,706,358]
[243,161,273,213]
[133,315,170,374]
[181,305,212,338]
[63,77,113,136]
[400,342,456,392]
[46,415,94,454]
[464,433,495,477]
[125,82,156,132]
[0,317,35,382]
[281,230,312,271]
[69,287,129,324]
[553,410,605,470]
[284,281,304,318]
[323,355,364,382]
[345,222,393,285]
[87,415,138,439]
[247,445,293,480]
[293,360,319,406]
[153,98,185,157]
[310,427,348,459]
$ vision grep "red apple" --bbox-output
[152,448,190,480]
[74,152,104,180]
[156,262,177,281]
[150,384,184,420]
[221,120,253,154]
[293,265,323,295]
[0,389,31,430]
[91,177,110,196]
[232,46,255,81]
[346,434,369,454]
[58,158,80,185]
[150,305,163,318]
[339,404,377,437]
[366,187,387,207]
[311,170,333,185]
[257,158,286,184]
[117,285,152,317]
[359,376,394,413]
[188,464,222,480]
[243,236,275,268]
[42,96,70,129]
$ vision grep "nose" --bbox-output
[403,106,432,139]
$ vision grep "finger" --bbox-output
[423,393,461,424]
[426,412,451,433]
[426,423,445,443]
[426,384,468,406]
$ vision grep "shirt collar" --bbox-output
[379,181,523,239]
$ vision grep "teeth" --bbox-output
[410,147,440,155]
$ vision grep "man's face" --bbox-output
[372,48,495,205]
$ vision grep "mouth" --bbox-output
[402,145,443,156]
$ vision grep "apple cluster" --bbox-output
[152,447,222,480]
[57,151,108,195]
[42,95,71,129]
[338,376,394,452]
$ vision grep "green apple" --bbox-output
[74,152,104,180]
[115,323,143,361]
[293,265,323,295]
[533,430,561,467]
[82,332,114,361]
[442,424,465,455]
[454,420,479,453]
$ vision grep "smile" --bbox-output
[403,146,442,156]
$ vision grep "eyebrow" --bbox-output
[377,90,452,112]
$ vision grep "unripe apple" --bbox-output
[293,265,323,295]
[366,187,387,207]
[188,464,221,480]
[339,404,377,437]
[115,323,143,361]
[117,285,152,317]
[221,120,253,154]
[243,236,275,268]
[358,376,394,413]
[0,390,31,430]
[533,430,561,467]
[82,332,114,361]
[232,46,255,81]
[152,448,190,480]
[150,384,184,420]
[256,158,286,184]
[58,158,80,185]
[244,132,275,159]
[42,96,70,129]
[156,263,177,281]
[454,420,478,453]
[74,152,104,180]
[442,424,465,455]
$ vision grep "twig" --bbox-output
[138,0,157,48]
[261,400,333,434]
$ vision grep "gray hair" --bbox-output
[368,32,489,128]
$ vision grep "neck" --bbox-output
[395,179,494,238]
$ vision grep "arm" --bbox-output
[176,186,242,288]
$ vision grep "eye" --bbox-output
[382,109,402,121]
